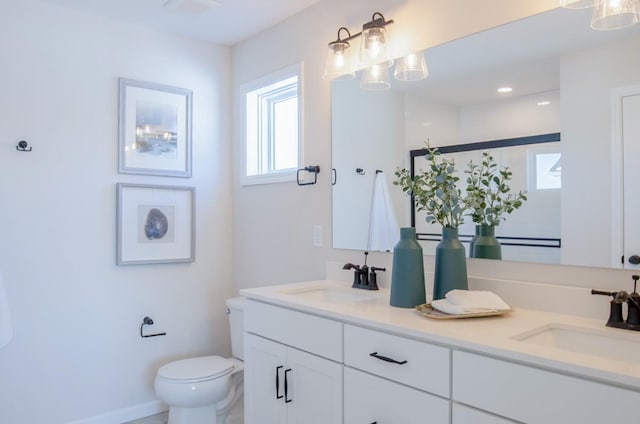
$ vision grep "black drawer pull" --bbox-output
[284,368,293,403]
[275,366,284,399]
[369,352,408,365]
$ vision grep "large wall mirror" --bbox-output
[331,7,640,269]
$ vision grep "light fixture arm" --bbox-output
[327,12,395,46]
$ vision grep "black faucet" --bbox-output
[343,251,385,290]
[592,275,640,331]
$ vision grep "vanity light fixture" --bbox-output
[359,12,394,69]
[323,27,356,80]
[360,64,392,90]
[394,52,429,81]
[497,86,513,93]
[560,0,598,8]
[562,0,640,30]
[323,12,430,89]
[591,0,640,30]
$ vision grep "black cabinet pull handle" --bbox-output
[370,352,408,365]
[275,366,284,399]
[284,368,293,403]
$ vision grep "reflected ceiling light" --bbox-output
[323,27,355,81]
[394,52,429,81]
[360,12,394,69]
[591,0,640,30]
[360,64,391,90]
[497,87,513,93]
[559,0,598,8]
[537,101,552,106]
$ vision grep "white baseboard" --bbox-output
[66,400,167,424]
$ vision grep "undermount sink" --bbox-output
[280,285,377,304]
[512,323,640,363]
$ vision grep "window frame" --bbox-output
[241,63,304,186]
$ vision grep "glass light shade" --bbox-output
[394,52,429,81]
[591,0,640,30]
[360,26,393,68]
[360,65,391,90]
[323,41,355,81]
[559,0,598,8]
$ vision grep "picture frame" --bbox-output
[118,78,193,177]
[117,183,195,265]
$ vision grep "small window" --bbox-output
[242,63,303,185]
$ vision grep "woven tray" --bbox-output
[415,303,513,320]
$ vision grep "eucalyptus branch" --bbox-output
[394,146,465,228]
[464,152,527,226]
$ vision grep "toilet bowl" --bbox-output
[154,297,245,424]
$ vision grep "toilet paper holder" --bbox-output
[140,316,167,338]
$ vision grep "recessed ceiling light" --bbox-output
[497,87,513,93]
[537,101,551,106]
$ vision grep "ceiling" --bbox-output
[35,0,321,45]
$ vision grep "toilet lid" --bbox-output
[158,356,234,381]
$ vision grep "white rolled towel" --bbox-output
[431,290,510,315]
[0,272,13,349]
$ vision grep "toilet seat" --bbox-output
[157,356,234,383]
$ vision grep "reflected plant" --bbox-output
[465,152,527,226]
[394,145,465,228]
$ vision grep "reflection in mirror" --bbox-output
[410,134,561,265]
[331,7,640,268]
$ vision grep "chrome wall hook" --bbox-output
[16,140,32,152]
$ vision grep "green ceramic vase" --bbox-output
[473,225,502,260]
[433,227,468,300]
[390,227,426,308]
[468,225,480,258]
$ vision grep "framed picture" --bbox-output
[117,183,195,265]
[118,78,193,177]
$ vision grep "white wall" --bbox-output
[0,1,232,423]
[332,81,405,251]
[561,36,640,268]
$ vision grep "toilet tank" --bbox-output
[226,297,245,360]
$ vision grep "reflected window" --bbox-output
[531,152,562,190]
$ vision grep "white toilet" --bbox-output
[154,297,245,424]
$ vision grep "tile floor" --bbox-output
[124,411,168,424]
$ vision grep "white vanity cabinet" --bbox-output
[452,350,640,423]
[244,300,343,424]
[343,325,451,423]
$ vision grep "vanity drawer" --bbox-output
[453,350,640,423]
[344,366,449,424]
[244,300,342,362]
[344,324,450,397]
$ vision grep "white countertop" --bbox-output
[240,279,640,391]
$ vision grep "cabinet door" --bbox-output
[452,403,516,424]
[244,334,287,424]
[344,367,449,424]
[285,346,343,424]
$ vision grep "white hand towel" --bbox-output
[0,272,13,349]
[431,299,484,315]
[367,172,400,252]
[445,290,511,311]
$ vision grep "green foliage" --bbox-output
[465,152,527,226]
[394,146,465,228]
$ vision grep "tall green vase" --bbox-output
[390,227,426,308]
[433,227,468,300]
[473,225,502,260]
[468,225,480,258]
